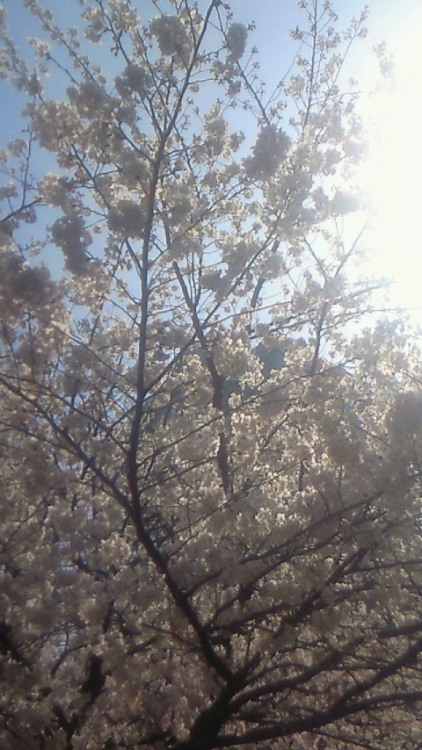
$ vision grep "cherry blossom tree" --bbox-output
[1,1,422,749]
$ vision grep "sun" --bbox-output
[358,6,422,321]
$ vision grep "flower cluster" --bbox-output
[1,2,422,749]
[107,199,146,238]
[226,22,248,62]
[246,125,291,179]
[115,63,151,98]
[37,173,73,208]
[51,213,91,272]
[67,81,112,119]
[149,14,192,65]
[330,189,360,215]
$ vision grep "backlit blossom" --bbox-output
[149,14,192,65]
[115,63,151,98]
[330,189,360,214]
[51,212,91,272]
[108,199,146,238]
[246,124,291,179]
[38,173,73,207]
[226,22,248,61]
[0,2,421,749]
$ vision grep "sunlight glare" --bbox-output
[359,10,422,320]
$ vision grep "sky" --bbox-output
[1,0,422,319]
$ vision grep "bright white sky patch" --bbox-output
[358,6,422,320]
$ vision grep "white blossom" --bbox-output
[149,14,192,65]
[108,199,146,238]
[387,391,422,439]
[67,80,111,117]
[82,7,105,42]
[226,22,248,62]
[246,125,291,179]
[51,212,91,272]
[115,64,151,98]
[1,3,421,749]
[330,189,360,214]
[37,173,72,207]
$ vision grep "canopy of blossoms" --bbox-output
[0,1,421,749]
